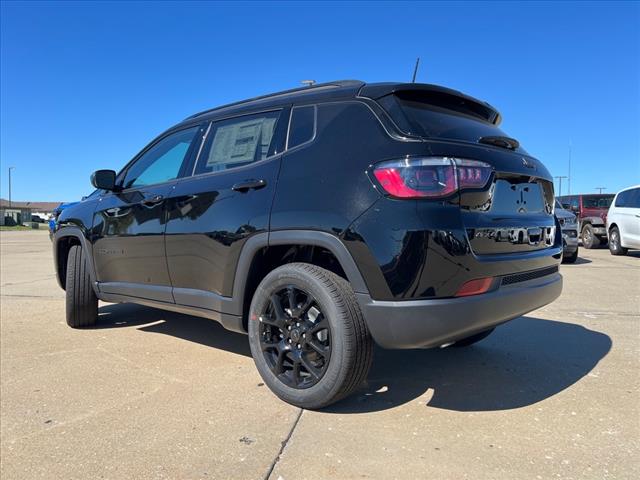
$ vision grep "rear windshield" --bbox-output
[378,91,525,153]
[583,195,614,208]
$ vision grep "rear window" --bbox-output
[378,91,525,152]
[583,195,614,208]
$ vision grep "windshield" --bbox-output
[583,195,613,208]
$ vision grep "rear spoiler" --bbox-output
[358,82,502,125]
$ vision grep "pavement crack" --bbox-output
[1,275,55,287]
[264,408,303,480]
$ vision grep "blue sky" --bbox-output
[1,1,638,202]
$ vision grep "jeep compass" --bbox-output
[53,80,563,408]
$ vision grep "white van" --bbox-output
[607,185,640,255]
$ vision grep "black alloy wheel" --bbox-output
[248,263,373,409]
[258,286,331,389]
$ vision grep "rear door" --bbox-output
[93,125,201,302]
[164,109,288,312]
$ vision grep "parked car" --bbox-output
[557,194,614,248]
[31,214,45,223]
[52,80,563,408]
[607,185,640,255]
[555,200,579,263]
[49,202,79,239]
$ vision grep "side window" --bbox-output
[570,196,579,210]
[615,190,628,207]
[287,105,316,149]
[123,127,198,189]
[194,111,281,175]
[626,188,640,208]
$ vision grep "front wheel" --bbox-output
[65,245,98,328]
[608,226,628,256]
[248,263,373,409]
[581,224,600,249]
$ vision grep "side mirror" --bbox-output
[90,170,117,191]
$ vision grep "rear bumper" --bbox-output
[356,271,562,349]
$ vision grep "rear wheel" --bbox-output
[248,263,373,409]
[65,245,98,328]
[608,226,628,256]
[452,328,495,347]
[581,224,599,249]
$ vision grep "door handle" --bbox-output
[232,179,267,192]
[140,194,164,207]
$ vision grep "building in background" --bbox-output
[0,199,61,226]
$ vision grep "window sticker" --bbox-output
[207,118,274,168]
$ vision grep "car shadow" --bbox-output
[94,305,611,413]
[567,256,592,265]
[94,303,251,357]
[327,316,611,413]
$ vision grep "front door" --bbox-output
[92,125,202,302]
[164,109,288,313]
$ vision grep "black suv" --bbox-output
[53,80,563,408]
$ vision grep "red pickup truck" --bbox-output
[557,194,614,248]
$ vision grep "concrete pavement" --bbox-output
[1,230,638,479]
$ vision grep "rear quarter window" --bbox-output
[287,105,316,149]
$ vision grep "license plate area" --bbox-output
[490,180,546,215]
[462,180,556,254]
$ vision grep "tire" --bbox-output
[452,328,495,347]
[581,224,600,249]
[248,263,373,409]
[608,226,628,256]
[562,248,579,264]
[65,245,98,328]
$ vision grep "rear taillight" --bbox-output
[372,157,492,199]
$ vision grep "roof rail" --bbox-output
[184,80,363,120]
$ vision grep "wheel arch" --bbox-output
[581,216,604,227]
[53,227,97,292]
[231,231,369,331]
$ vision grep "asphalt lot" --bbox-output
[0,230,638,479]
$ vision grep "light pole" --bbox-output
[554,175,568,197]
[8,167,15,208]
[568,140,572,195]
[595,187,607,194]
